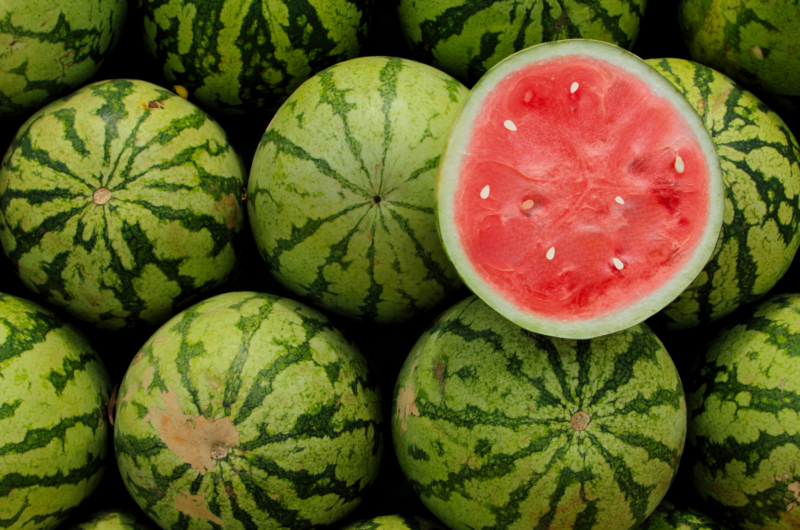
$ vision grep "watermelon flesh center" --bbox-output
[456,56,712,321]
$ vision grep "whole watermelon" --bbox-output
[678,0,800,115]
[0,79,246,329]
[647,59,800,329]
[398,0,647,85]
[248,56,468,324]
[392,295,687,530]
[341,515,445,530]
[0,0,127,117]
[113,291,383,530]
[687,292,800,530]
[64,511,154,530]
[140,0,372,116]
[0,293,111,530]
[638,500,730,530]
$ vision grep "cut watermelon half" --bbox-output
[436,40,724,339]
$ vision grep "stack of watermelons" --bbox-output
[2,2,800,530]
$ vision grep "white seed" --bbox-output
[615,196,624,205]
[504,120,517,131]
[613,258,624,270]
[674,155,685,174]
[752,45,764,60]
[524,91,533,102]
[521,199,534,210]
[570,82,579,94]
[546,247,555,260]
[480,185,490,199]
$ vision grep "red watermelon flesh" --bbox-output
[454,56,713,322]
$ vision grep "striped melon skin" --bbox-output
[248,56,468,324]
[140,0,372,116]
[687,293,800,530]
[65,510,154,530]
[114,291,383,530]
[0,293,111,530]
[639,500,730,530]
[678,0,800,107]
[341,515,445,530]
[398,0,646,85]
[392,296,686,530]
[0,79,246,329]
[647,59,800,329]
[0,0,127,117]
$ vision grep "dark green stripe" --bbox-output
[0,409,103,457]
[0,450,105,498]
[0,400,22,421]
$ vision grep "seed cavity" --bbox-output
[674,155,685,174]
[751,45,764,60]
[480,185,490,199]
[521,199,534,210]
[570,82,579,94]
[546,247,555,260]
[571,411,590,431]
[504,120,517,131]
[93,187,112,205]
[615,196,624,205]
[613,258,624,270]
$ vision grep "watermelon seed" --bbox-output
[211,442,229,460]
[524,91,532,102]
[615,196,624,205]
[480,185,490,199]
[546,247,555,260]
[521,200,534,210]
[570,82,579,94]
[504,120,517,131]
[674,156,685,174]
[613,258,624,270]
[571,411,590,430]
[93,187,112,205]
[752,45,764,60]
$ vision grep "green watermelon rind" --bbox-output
[436,39,726,339]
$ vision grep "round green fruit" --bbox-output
[0,293,111,530]
[341,515,445,530]
[113,291,383,530]
[638,500,730,530]
[248,56,468,324]
[392,295,687,530]
[64,510,154,530]
[0,0,127,117]
[0,79,247,329]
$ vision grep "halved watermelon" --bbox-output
[436,40,725,339]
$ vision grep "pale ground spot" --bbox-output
[480,185,490,199]
[674,155,685,174]
[504,120,517,131]
[571,82,579,94]
[613,258,624,270]
[546,247,555,260]
[615,196,624,205]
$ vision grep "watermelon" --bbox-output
[398,0,647,85]
[140,0,372,116]
[392,295,687,530]
[0,79,246,329]
[0,0,127,117]
[113,291,384,530]
[638,500,730,530]
[65,511,154,530]
[341,515,445,530]
[678,0,800,114]
[0,293,111,530]
[435,39,725,339]
[248,56,468,324]
[646,58,800,329]
[686,292,800,530]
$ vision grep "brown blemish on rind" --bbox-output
[108,385,119,426]
[215,194,239,229]
[571,411,590,431]
[433,361,446,392]
[173,492,225,525]
[142,365,155,390]
[395,382,420,434]
[93,187,112,205]
[144,388,239,474]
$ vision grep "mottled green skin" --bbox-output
[392,296,686,530]
[248,57,467,324]
[141,0,372,116]
[398,0,647,85]
[639,500,731,530]
[0,0,127,117]
[647,59,800,330]
[341,515,445,530]
[65,510,154,530]
[0,293,111,530]
[687,293,800,530]
[114,291,384,530]
[679,0,800,102]
[0,79,247,330]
